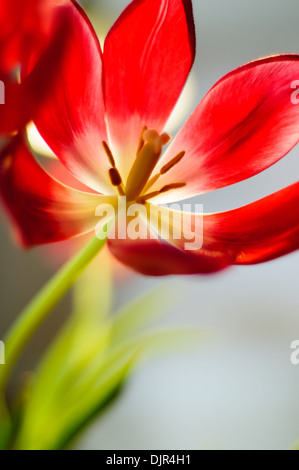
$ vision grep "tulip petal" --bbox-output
[0,137,117,247]
[104,0,195,179]
[108,184,299,275]
[28,1,112,193]
[0,0,60,73]
[152,55,299,202]
[204,183,299,265]
[0,11,70,135]
[107,205,230,276]
[108,228,229,276]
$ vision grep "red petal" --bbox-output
[107,209,230,276]
[108,184,299,275]
[0,137,115,247]
[0,0,55,73]
[0,10,71,135]
[108,234,229,276]
[153,55,299,202]
[29,2,112,193]
[104,0,195,179]
[204,183,299,265]
[40,158,97,193]
[148,188,299,264]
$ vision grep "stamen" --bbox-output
[109,168,125,196]
[103,140,125,196]
[142,173,161,194]
[160,182,187,193]
[141,151,186,194]
[136,125,148,155]
[109,168,122,187]
[137,182,186,204]
[102,141,116,167]
[136,191,161,204]
[160,151,185,175]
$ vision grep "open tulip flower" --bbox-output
[1,0,299,276]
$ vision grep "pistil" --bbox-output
[102,130,187,203]
[125,129,171,201]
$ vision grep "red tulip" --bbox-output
[0,0,73,134]
[1,0,299,276]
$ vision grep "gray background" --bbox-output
[1,0,299,450]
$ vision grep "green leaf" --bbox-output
[111,282,175,343]
[11,275,203,450]
[0,398,13,450]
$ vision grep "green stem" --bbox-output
[0,233,108,393]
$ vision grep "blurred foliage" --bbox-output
[0,253,201,450]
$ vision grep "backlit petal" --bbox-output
[0,137,117,247]
[153,56,299,202]
[28,1,112,193]
[104,0,195,179]
[108,183,299,275]
[108,223,229,276]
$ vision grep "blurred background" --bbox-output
[1,0,299,450]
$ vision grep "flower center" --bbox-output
[102,126,186,203]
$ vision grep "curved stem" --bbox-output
[0,232,109,393]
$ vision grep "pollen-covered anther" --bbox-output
[103,140,125,195]
[109,168,122,187]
